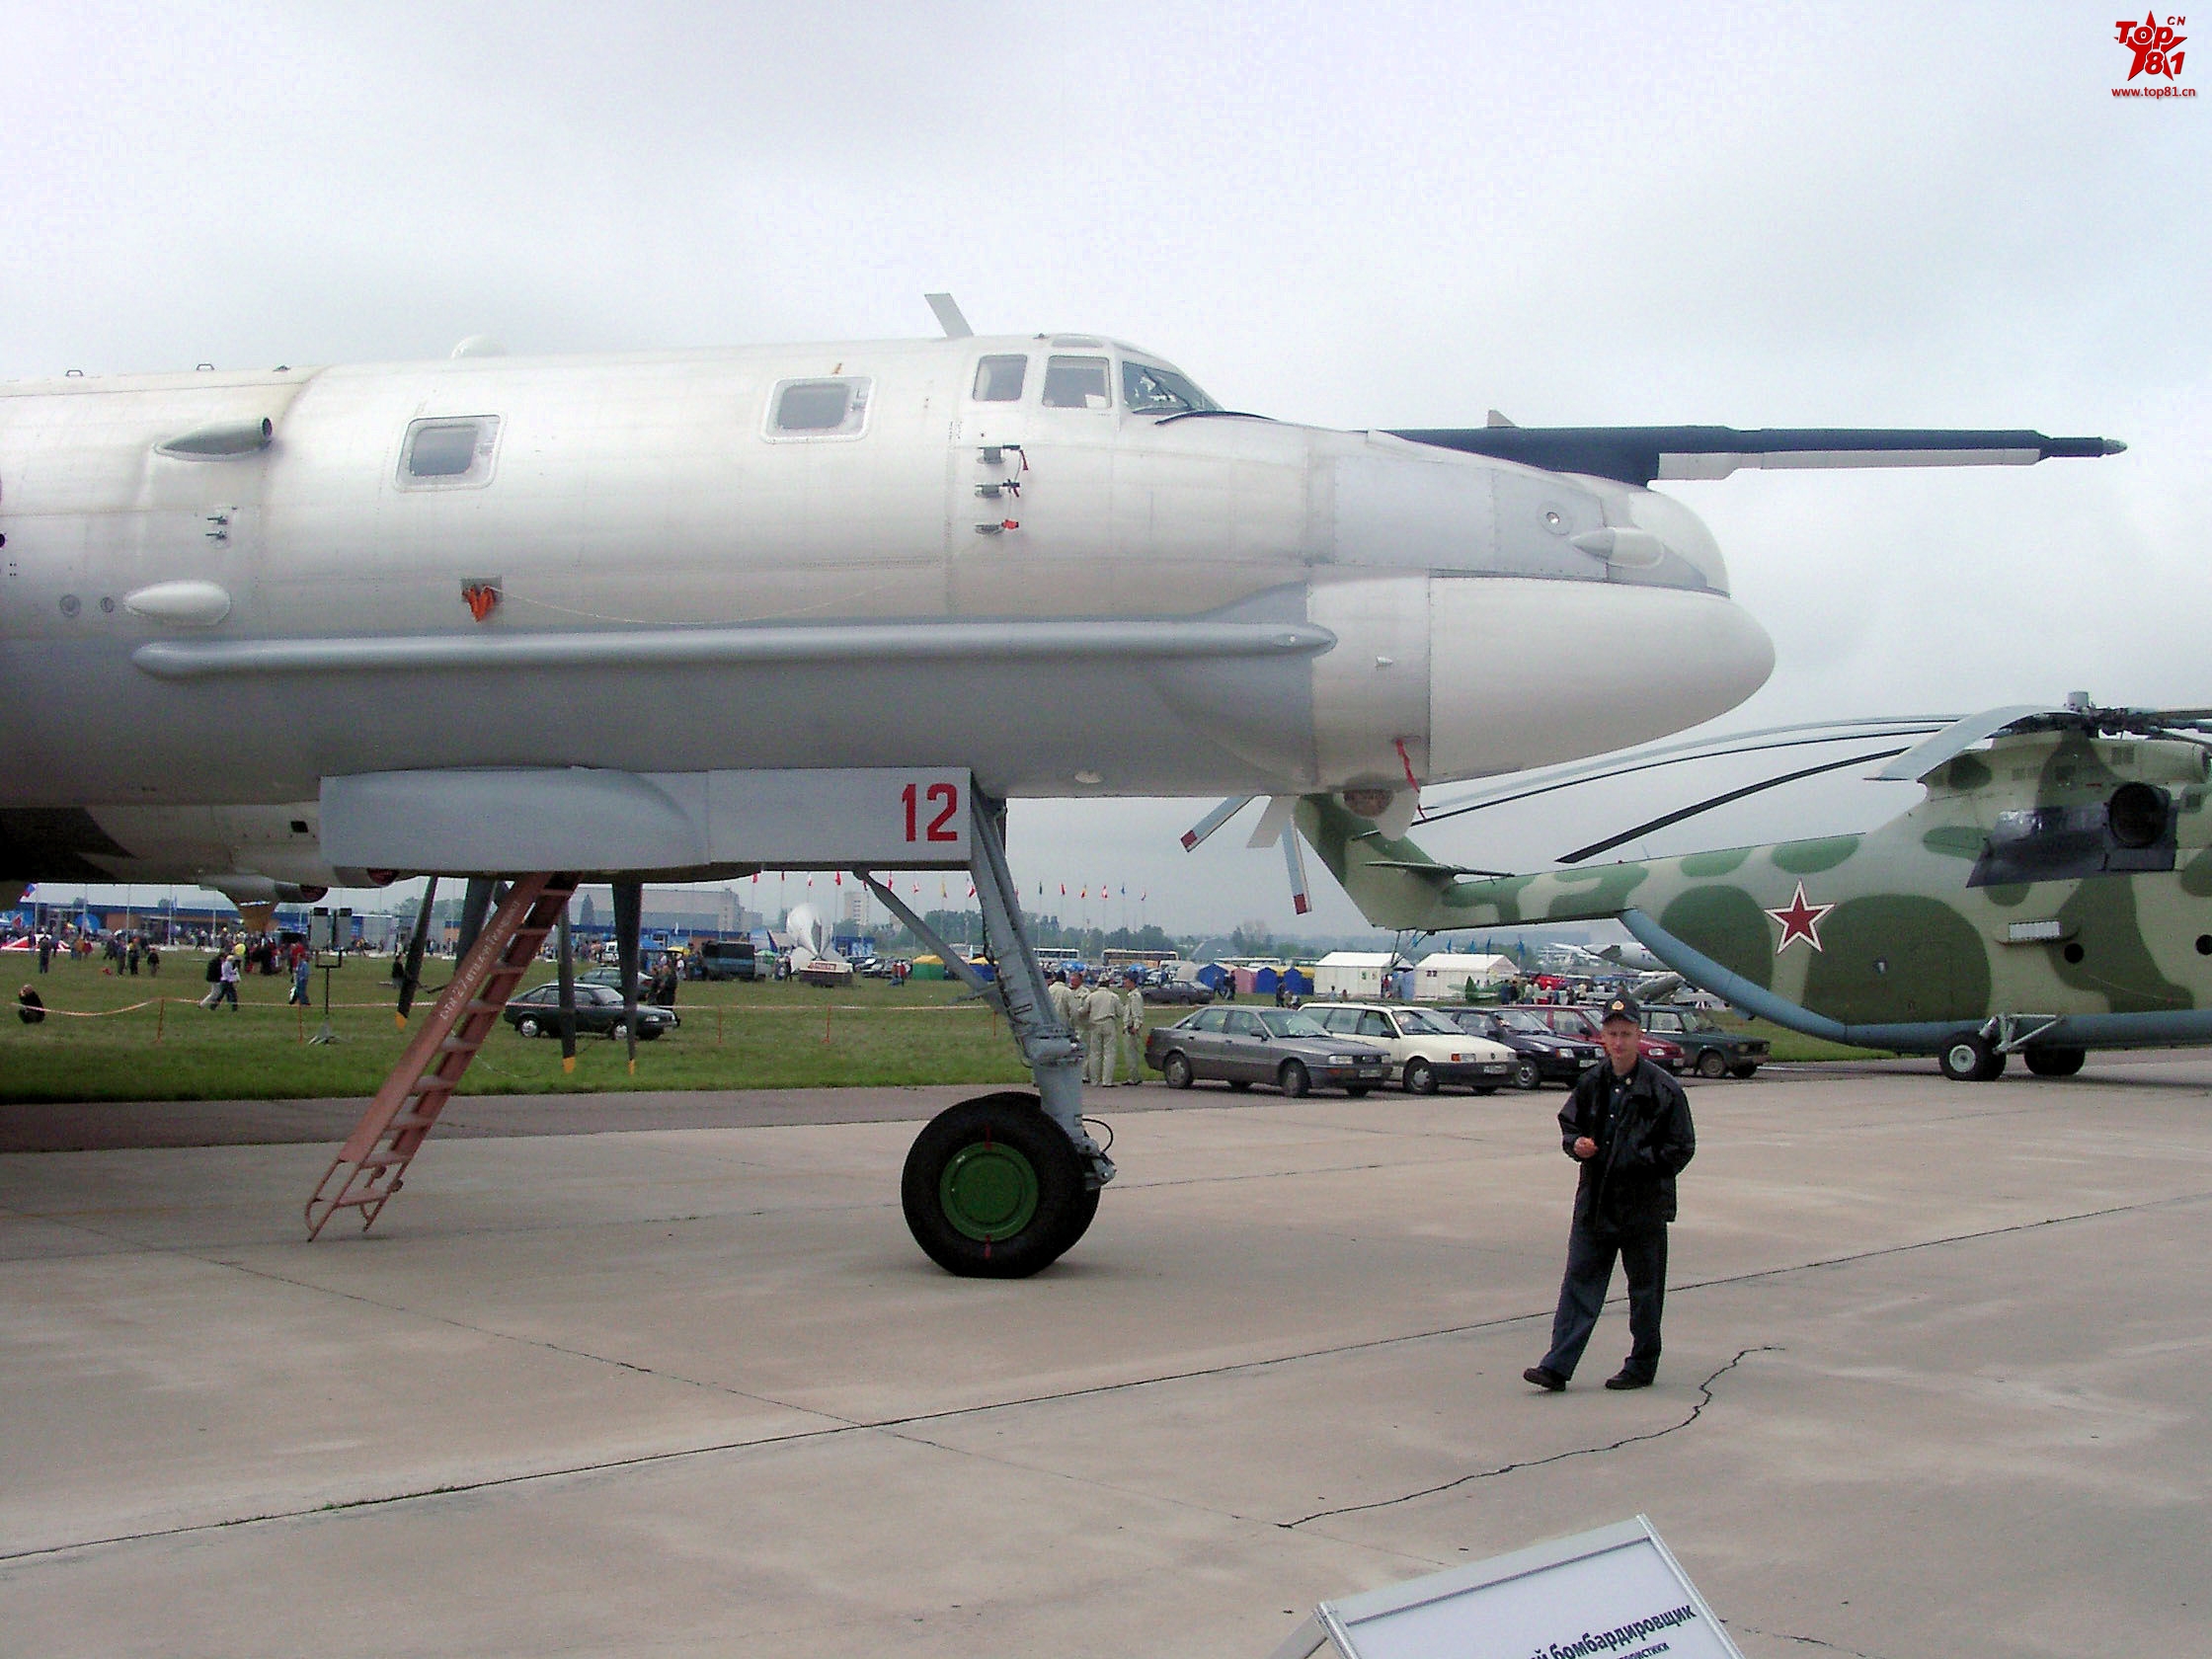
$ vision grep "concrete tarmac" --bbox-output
[2,1056,2207,1657]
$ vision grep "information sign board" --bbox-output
[1271,1516,1742,1659]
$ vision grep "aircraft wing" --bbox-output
[1387,426,2125,487]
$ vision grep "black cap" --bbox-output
[1599,993,1641,1025]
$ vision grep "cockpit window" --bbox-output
[973,355,1027,402]
[1122,360,1219,416]
[1042,355,1111,410]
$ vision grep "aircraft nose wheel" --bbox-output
[902,1092,1099,1277]
[1938,1033,2008,1081]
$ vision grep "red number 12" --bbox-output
[902,782,961,842]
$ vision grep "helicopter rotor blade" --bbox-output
[1870,705,2062,781]
[1418,722,1949,830]
[1556,748,1911,865]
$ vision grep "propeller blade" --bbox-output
[1282,831,1312,916]
[1181,795,1255,851]
[1246,796,1297,849]
[1557,748,1911,865]
[1870,706,2058,781]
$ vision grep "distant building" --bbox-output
[1411,952,1518,1000]
[1312,951,1398,999]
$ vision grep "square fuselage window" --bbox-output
[770,377,871,436]
[398,417,500,488]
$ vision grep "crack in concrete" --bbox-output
[1279,1346,1782,1528]
[1730,1621,1893,1658]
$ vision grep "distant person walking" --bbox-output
[288,951,312,1007]
[37,933,53,973]
[1524,994,1695,1393]
[213,950,242,1011]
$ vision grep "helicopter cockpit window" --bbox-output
[1122,360,1220,416]
[397,416,500,489]
[1041,355,1111,410]
[972,355,1027,402]
[768,377,871,437]
[1968,785,2176,888]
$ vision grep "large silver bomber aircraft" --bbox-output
[0,306,2118,1272]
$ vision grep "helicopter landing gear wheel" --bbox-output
[1938,1033,2007,1081]
[2024,1046,2086,1077]
[902,1092,1092,1278]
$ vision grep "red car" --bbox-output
[1529,1005,1687,1072]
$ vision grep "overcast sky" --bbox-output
[7,2,2205,935]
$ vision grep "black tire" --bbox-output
[1403,1058,1438,1094]
[1161,1051,1194,1090]
[1228,1077,1253,1091]
[1695,1050,1728,1080]
[1512,1057,1541,1091]
[902,1092,1091,1278]
[1938,1033,2006,1081]
[515,1016,541,1038]
[1729,1064,1759,1079]
[1279,1060,1311,1098]
[2024,1046,2086,1077]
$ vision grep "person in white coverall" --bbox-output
[1084,979,1125,1085]
[1120,975,1147,1084]
[1059,971,1088,1073]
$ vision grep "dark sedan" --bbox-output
[1142,978,1217,1005]
[505,983,673,1041]
[1145,1005,1390,1097]
[1638,1005,1770,1078]
[1434,1006,1602,1089]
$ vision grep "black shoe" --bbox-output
[1603,1370,1653,1389]
[1522,1366,1567,1391]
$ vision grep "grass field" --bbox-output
[0,953,1054,1103]
[1,954,1896,1103]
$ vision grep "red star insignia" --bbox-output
[1765,881,1835,953]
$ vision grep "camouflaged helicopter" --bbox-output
[1286,698,2212,1081]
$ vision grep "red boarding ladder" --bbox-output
[305,872,577,1238]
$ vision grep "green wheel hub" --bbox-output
[938,1138,1041,1241]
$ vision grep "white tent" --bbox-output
[1412,953,1519,1000]
[1312,951,1397,999]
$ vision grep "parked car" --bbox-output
[1536,1005,1686,1071]
[1433,1006,1602,1090]
[1304,1001,1517,1094]
[504,983,673,1041]
[1142,978,1216,1004]
[1637,1005,1769,1078]
[1144,1005,1391,1097]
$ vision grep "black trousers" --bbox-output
[1540,1221,1667,1382]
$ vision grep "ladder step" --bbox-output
[355,1151,411,1169]
[387,1114,437,1131]
[437,1037,482,1055]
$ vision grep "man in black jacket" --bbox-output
[1524,993,1695,1391]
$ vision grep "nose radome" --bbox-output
[1425,579,1774,784]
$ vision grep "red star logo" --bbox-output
[1765,881,1835,953]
